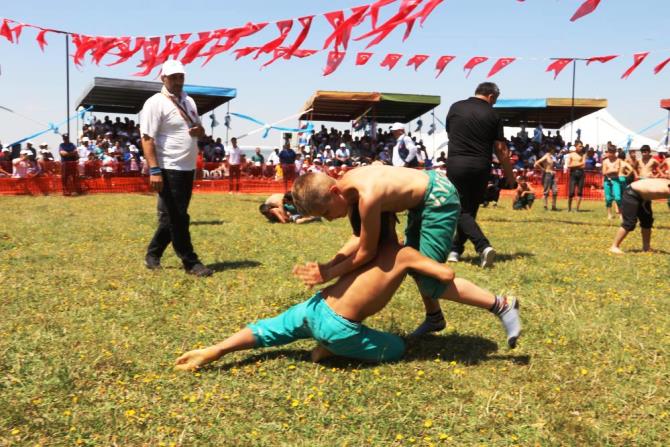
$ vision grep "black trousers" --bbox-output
[447,161,491,255]
[147,169,200,268]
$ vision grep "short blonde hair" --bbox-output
[292,172,336,216]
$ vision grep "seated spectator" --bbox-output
[250,147,264,177]
[12,149,37,178]
[0,147,13,176]
[513,176,535,210]
[335,143,351,167]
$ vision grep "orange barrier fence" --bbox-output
[1,161,609,199]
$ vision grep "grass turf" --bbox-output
[1,193,669,446]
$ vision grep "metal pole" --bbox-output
[65,34,71,137]
[666,110,670,147]
[570,59,576,144]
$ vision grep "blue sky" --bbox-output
[1,0,669,148]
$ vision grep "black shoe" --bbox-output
[144,255,162,270]
[186,263,213,277]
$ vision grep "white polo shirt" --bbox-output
[392,134,417,167]
[228,145,242,166]
[139,88,200,171]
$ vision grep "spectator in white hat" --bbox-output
[12,149,36,178]
[335,142,351,167]
[139,59,211,277]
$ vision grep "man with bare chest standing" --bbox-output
[140,60,212,277]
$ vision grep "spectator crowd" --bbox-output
[2,118,668,197]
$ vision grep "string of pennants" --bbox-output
[325,51,670,79]
[0,0,610,77]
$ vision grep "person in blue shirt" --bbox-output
[58,133,81,195]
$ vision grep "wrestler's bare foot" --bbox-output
[609,246,624,255]
[175,347,219,371]
[310,345,334,363]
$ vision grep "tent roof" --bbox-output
[300,90,440,123]
[76,77,237,115]
[494,98,608,128]
[661,99,670,110]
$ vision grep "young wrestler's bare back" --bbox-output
[631,178,670,200]
[336,165,430,214]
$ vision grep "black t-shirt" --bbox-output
[446,97,504,167]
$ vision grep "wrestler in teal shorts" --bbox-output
[248,292,405,362]
[604,176,622,208]
[404,170,461,300]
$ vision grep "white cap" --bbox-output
[656,146,668,153]
[162,59,185,76]
[20,149,31,155]
[40,142,48,147]
[1,147,10,152]
[339,143,346,148]
[325,145,331,150]
[129,145,138,152]
[390,122,404,131]
[569,146,576,152]
[26,140,35,146]
[82,137,89,142]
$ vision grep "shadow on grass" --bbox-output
[482,216,621,228]
[208,260,262,272]
[460,252,534,264]
[628,248,670,255]
[205,333,529,372]
[192,220,226,226]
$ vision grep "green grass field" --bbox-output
[1,193,669,446]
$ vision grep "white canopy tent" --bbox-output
[560,109,659,150]
[504,109,662,151]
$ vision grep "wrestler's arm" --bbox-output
[321,197,381,282]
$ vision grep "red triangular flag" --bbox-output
[180,32,214,65]
[570,0,601,22]
[408,0,444,27]
[291,49,318,58]
[133,37,162,76]
[282,16,314,59]
[201,22,268,66]
[586,55,618,65]
[107,37,146,66]
[35,28,51,51]
[254,20,293,60]
[654,57,670,75]
[621,52,649,79]
[356,0,422,49]
[380,53,402,70]
[546,58,573,79]
[406,54,429,70]
[234,46,259,60]
[91,37,124,65]
[487,57,516,78]
[71,34,99,67]
[356,52,373,66]
[368,0,397,29]
[323,50,346,76]
[323,6,368,51]
[463,56,488,78]
[11,23,25,43]
[0,19,14,43]
[435,55,455,78]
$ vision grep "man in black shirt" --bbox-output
[445,82,515,267]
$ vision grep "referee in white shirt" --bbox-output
[140,60,212,277]
[390,122,418,168]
